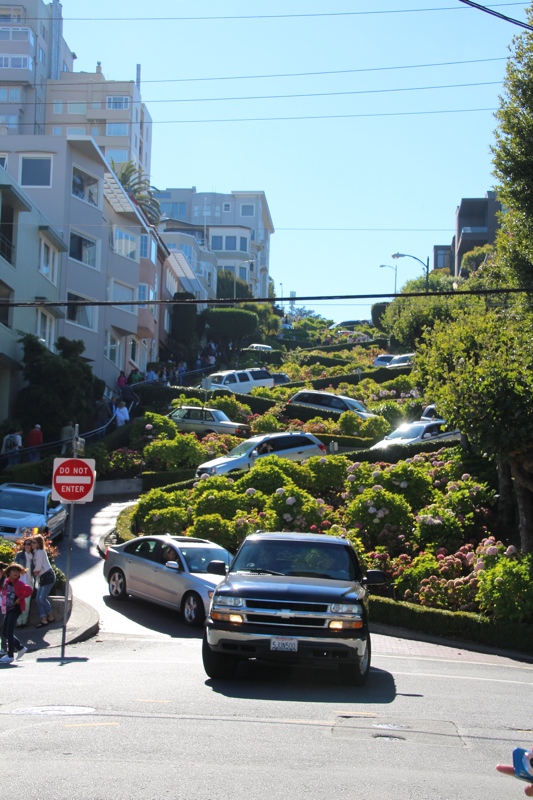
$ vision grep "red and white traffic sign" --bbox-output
[52,458,96,504]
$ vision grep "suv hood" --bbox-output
[216,573,364,603]
[0,509,42,526]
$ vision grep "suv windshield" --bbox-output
[209,375,224,385]
[232,540,361,581]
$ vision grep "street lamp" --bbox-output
[391,252,430,292]
[379,264,397,295]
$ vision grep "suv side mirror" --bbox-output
[363,569,386,585]
[207,560,227,576]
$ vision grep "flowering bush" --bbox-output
[378,461,434,510]
[187,514,235,551]
[144,433,205,470]
[264,484,324,531]
[199,433,242,458]
[249,412,283,433]
[306,455,349,496]
[194,490,246,521]
[143,507,190,535]
[476,554,533,623]
[106,448,143,478]
[134,488,189,528]
[440,478,497,538]
[209,395,252,421]
[130,412,177,451]
[343,487,414,551]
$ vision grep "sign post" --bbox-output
[52,457,96,661]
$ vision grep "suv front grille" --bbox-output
[239,597,333,629]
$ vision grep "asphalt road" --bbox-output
[27,496,531,800]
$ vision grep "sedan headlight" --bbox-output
[329,603,362,614]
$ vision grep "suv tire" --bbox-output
[338,637,371,686]
[202,632,237,679]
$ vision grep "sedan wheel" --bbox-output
[108,569,128,600]
[182,592,205,627]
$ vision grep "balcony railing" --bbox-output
[460,226,488,234]
[0,231,14,264]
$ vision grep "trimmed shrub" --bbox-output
[476,555,533,623]
[143,507,190,535]
[143,434,205,470]
[187,514,235,550]
[344,487,414,550]
[194,490,244,521]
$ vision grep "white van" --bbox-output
[205,368,274,395]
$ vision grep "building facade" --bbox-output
[154,187,274,299]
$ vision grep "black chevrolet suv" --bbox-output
[203,532,385,685]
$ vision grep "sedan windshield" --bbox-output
[387,424,425,440]
[232,540,361,581]
[0,491,45,514]
[179,546,231,572]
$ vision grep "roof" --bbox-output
[168,252,205,296]
[246,532,347,545]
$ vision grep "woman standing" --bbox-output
[14,537,34,628]
[0,563,32,663]
[31,535,56,628]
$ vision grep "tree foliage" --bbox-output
[202,308,258,362]
[216,269,253,300]
[113,160,161,225]
[15,334,104,440]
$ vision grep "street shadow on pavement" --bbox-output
[102,595,203,639]
[205,662,396,704]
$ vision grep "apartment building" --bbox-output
[0,0,74,135]
[44,62,152,177]
[0,135,159,393]
[0,164,65,419]
[158,218,217,301]
[154,188,274,298]
[433,190,501,277]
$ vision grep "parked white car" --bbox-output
[204,368,274,394]
[370,421,460,449]
[196,432,326,477]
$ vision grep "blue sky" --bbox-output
[65,1,530,322]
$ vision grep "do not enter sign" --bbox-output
[52,458,96,504]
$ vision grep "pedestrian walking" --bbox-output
[0,563,32,663]
[60,421,75,455]
[115,400,130,427]
[14,536,34,627]
[116,370,127,396]
[0,561,7,654]
[26,424,43,461]
[31,535,56,628]
[1,427,22,465]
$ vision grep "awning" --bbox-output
[0,352,22,370]
[0,183,32,213]
[38,225,67,252]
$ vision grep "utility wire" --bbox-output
[27,57,507,87]
[0,80,502,108]
[2,287,531,310]
[458,0,533,30]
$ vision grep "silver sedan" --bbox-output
[103,535,232,626]
[168,405,249,437]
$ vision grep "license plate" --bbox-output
[270,637,298,652]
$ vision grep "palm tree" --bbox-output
[112,160,161,226]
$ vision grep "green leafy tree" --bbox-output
[460,244,495,278]
[216,269,253,300]
[371,302,389,331]
[15,334,104,439]
[202,308,258,362]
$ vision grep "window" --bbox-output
[113,228,137,261]
[130,336,138,364]
[90,127,99,136]
[0,114,17,129]
[225,236,237,251]
[69,230,97,268]
[67,101,86,114]
[0,155,6,168]
[0,279,12,328]
[137,284,147,308]
[107,96,130,110]
[67,126,85,135]
[38,238,58,284]
[91,101,101,110]
[38,44,44,62]
[104,330,120,364]
[112,281,135,313]
[239,266,247,281]
[0,8,23,23]
[164,309,171,333]
[66,291,95,329]
[150,238,157,263]
[241,204,254,216]
[53,127,61,136]
[140,234,148,260]
[240,236,247,252]
[211,235,223,250]
[53,101,62,114]
[106,122,128,136]
[0,86,21,101]
[180,243,192,264]
[0,26,31,40]
[37,309,55,350]
[72,166,99,206]
[105,148,129,165]
[1,54,32,69]
[166,270,177,296]
[223,203,231,212]
[20,156,52,187]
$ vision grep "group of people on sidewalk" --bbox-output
[1,423,43,465]
[0,533,56,664]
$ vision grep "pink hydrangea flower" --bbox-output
[286,497,296,506]
[275,488,285,495]
[245,487,257,495]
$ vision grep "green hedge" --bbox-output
[344,438,460,464]
[317,434,375,449]
[299,354,353,368]
[310,366,411,391]
[369,596,533,655]
[142,469,197,491]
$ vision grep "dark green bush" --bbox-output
[142,469,196,491]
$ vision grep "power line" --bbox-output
[0,80,502,108]
[18,3,525,21]
[458,0,533,29]
[25,56,507,88]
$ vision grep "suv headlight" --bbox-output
[329,603,362,614]
[213,595,245,608]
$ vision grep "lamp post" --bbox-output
[379,264,397,295]
[391,252,430,292]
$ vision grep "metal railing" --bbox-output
[0,230,14,264]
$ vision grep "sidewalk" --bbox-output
[12,594,100,656]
